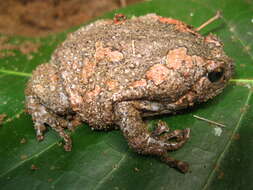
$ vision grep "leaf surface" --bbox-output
[0,0,253,189]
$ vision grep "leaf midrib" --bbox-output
[0,69,31,77]
[202,90,252,189]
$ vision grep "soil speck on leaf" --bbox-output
[48,178,53,182]
[217,171,224,179]
[0,114,7,125]
[31,164,39,170]
[20,138,27,144]
[232,133,240,140]
[20,154,28,160]
[240,104,250,113]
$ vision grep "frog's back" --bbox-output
[51,14,209,127]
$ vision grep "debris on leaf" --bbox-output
[31,164,39,170]
[20,154,28,160]
[20,138,27,144]
[0,114,7,125]
[213,127,222,136]
[232,133,240,140]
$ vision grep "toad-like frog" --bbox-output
[25,13,233,173]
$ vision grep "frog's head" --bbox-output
[192,34,234,102]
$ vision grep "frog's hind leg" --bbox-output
[26,96,72,151]
[114,101,190,173]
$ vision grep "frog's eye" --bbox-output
[207,68,224,82]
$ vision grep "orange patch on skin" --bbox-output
[129,79,147,88]
[205,35,221,46]
[175,92,196,107]
[96,20,114,26]
[50,74,58,83]
[167,47,203,70]
[85,85,101,103]
[34,84,44,94]
[108,51,124,62]
[158,17,198,35]
[68,90,83,111]
[211,49,221,58]
[94,42,108,61]
[206,60,221,71]
[105,80,118,91]
[95,42,123,62]
[82,59,96,84]
[146,64,170,85]
[159,17,181,25]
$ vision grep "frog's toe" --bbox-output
[161,154,189,173]
[34,124,46,141]
[163,128,190,151]
[52,124,72,151]
[26,96,73,151]
[151,120,170,137]
[164,128,190,141]
[152,127,190,151]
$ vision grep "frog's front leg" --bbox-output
[26,96,75,151]
[114,101,190,173]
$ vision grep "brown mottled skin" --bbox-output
[25,14,233,173]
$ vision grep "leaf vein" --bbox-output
[0,69,32,77]
[0,142,58,178]
[230,79,253,84]
[93,153,127,190]
[202,90,252,189]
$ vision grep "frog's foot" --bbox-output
[151,123,190,173]
[151,121,190,151]
[115,101,190,173]
[26,96,73,151]
[35,121,72,151]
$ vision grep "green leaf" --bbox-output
[0,0,253,189]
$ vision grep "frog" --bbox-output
[25,12,233,173]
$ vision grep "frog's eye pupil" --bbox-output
[207,69,224,82]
